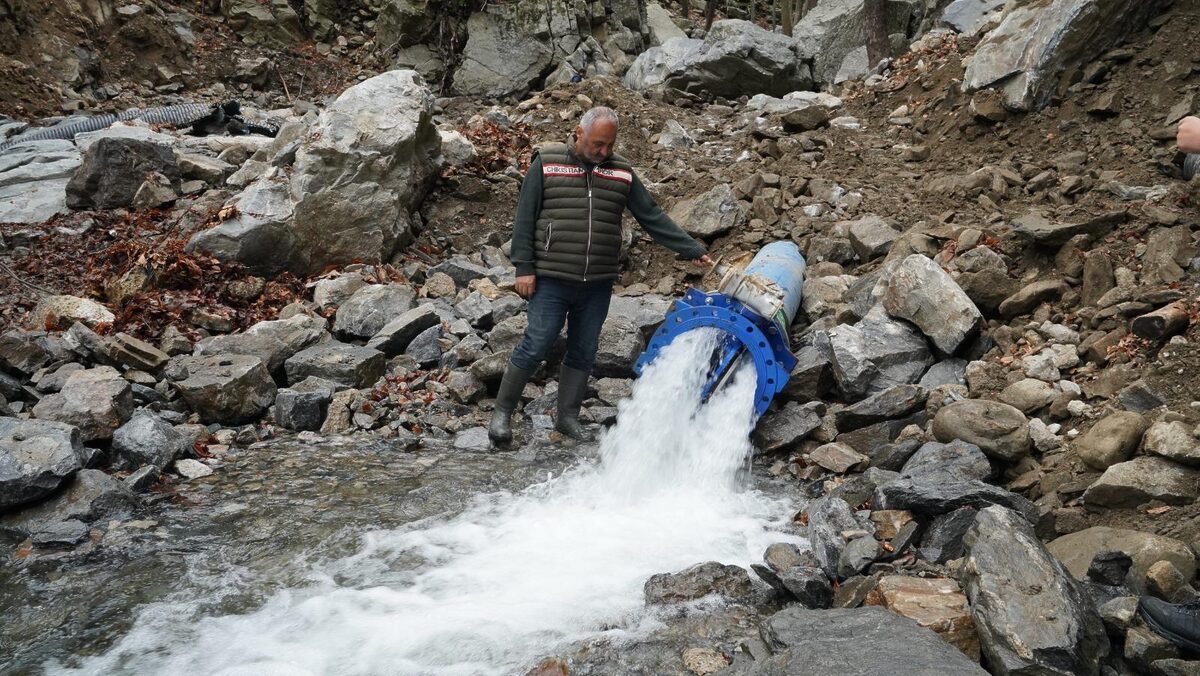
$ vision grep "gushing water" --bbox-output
[54,330,794,676]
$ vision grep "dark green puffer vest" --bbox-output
[534,142,634,283]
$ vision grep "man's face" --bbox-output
[575,119,618,164]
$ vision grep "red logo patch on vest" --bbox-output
[542,163,586,178]
[594,167,633,185]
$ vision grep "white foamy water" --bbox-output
[55,330,795,676]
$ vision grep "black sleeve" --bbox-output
[627,172,707,260]
[510,155,543,277]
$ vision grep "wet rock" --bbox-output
[624,20,812,99]
[918,506,978,563]
[29,295,114,331]
[1048,527,1196,593]
[1074,411,1147,470]
[112,410,187,470]
[782,336,835,402]
[1150,659,1200,676]
[753,401,821,453]
[881,255,982,354]
[1143,420,1200,467]
[288,71,439,274]
[453,427,491,452]
[963,506,1110,675]
[274,389,330,432]
[285,343,385,389]
[66,136,180,210]
[671,183,747,240]
[195,315,328,379]
[124,465,160,493]
[932,399,1031,462]
[644,561,755,604]
[874,474,1037,522]
[32,366,133,441]
[902,440,992,481]
[366,305,441,357]
[165,354,277,425]
[405,325,443,367]
[1083,457,1200,508]
[334,284,416,339]
[174,458,213,479]
[0,469,136,538]
[752,606,988,675]
[0,418,83,513]
[806,494,859,579]
[31,518,90,547]
[866,576,980,660]
[837,536,881,578]
[828,308,933,400]
[835,384,926,432]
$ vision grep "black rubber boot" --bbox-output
[488,364,534,447]
[555,365,591,441]
[1139,596,1200,654]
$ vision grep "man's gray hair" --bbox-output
[580,106,619,131]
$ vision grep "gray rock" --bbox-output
[165,354,277,424]
[932,399,1031,462]
[1074,411,1147,470]
[311,273,368,310]
[451,0,582,97]
[847,215,899,261]
[405,325,443,367]
[917,506,977,563]
[806,494,859,579]
[835,384,926,432]
[174,458,214,479]
[1047,527,1196,593]
[453,426,491,452]
[998,279,1068,318]
[194,314,328,380]
[625,20,812,99]
[221,0,303,46]
[1143,420,1200,467]
[0,418,83,513]
[754,401,822,453]
[334,284,416,339]
[28,295,114,331]
[902,440,992,481]
[838,536,881,579]
[445,370,485,404]
[0,469,136,538]
[874,475,1038,522]
[593,316,644,378]
[0,140,80,223]
[670,183,747,239]
[793,0,920,87]
[964,0,1169,111]
[454,291,494,328]
[274,389,330,432]
[66,136,180,209]
[366,305,441,357]
[32,366,134,441]
[112,410,187,470]
[918,359,967,389]
[999,378,1056,413]
[864,438,922,472]
[941,0,1006,34]
[486,315,529,353]
[881,254,982,355]
[186,176,297,276]
[644,561,755,604]
[1009,211,1125,247]
[288,71,440,274]
[782,334,834,402]
[750,606,988,675]
[124,464,160,492]
[962,506,1110,675]
[1083,457,1200,508]
[31,518,90,547]
[470,351,511,384]
[429,257,490,287]
[106,333,170,373]
[284,343,385,389]
[657,119,695,149]
[828,309,933,400]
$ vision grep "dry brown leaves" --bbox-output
[441,119,536,179]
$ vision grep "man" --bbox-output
[1180,115,1200,180]
[490,106,711,446]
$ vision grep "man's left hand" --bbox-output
[691,254,712,268]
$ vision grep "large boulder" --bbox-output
[284,343,386,389]
[748,606,988,675]
[827,308,933,400]
[793,0,922,87]
[451,0,585,97]
[111,410,189,471]
[0,140,80,224]
[193,314,329,381]
[880,254,982,355]
[288,70,440,274]
[624,20,812,99]
[1142,420,1200,467]
[220,0,305,47]
[366,305,442,356]
[963,0,1172,111]
[1047,527,1196,593]
[0,469,137,539]
[165,354,278,424]
[670,183,747,240]
[31,366,134,441]
[962,506,1110,675]
[643,561,755,604]
[185,175,296,276]
[932,399,1031,462]
[593,316,644,378]
[0,418,83,513]
[334,284,417,339]
[1083,457,1200,508]
[1073,410,1147,470]
[65,136,180,210]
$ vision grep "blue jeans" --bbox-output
[510,277,613,372]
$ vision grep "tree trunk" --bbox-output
[705,0,719,30]
[681,0,690,20]
[863,0,889,68]
[781,0,793,36]
[1132,302,1191,340]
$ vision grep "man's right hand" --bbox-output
[1179,116,1200,154]
[516,275,536,298]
